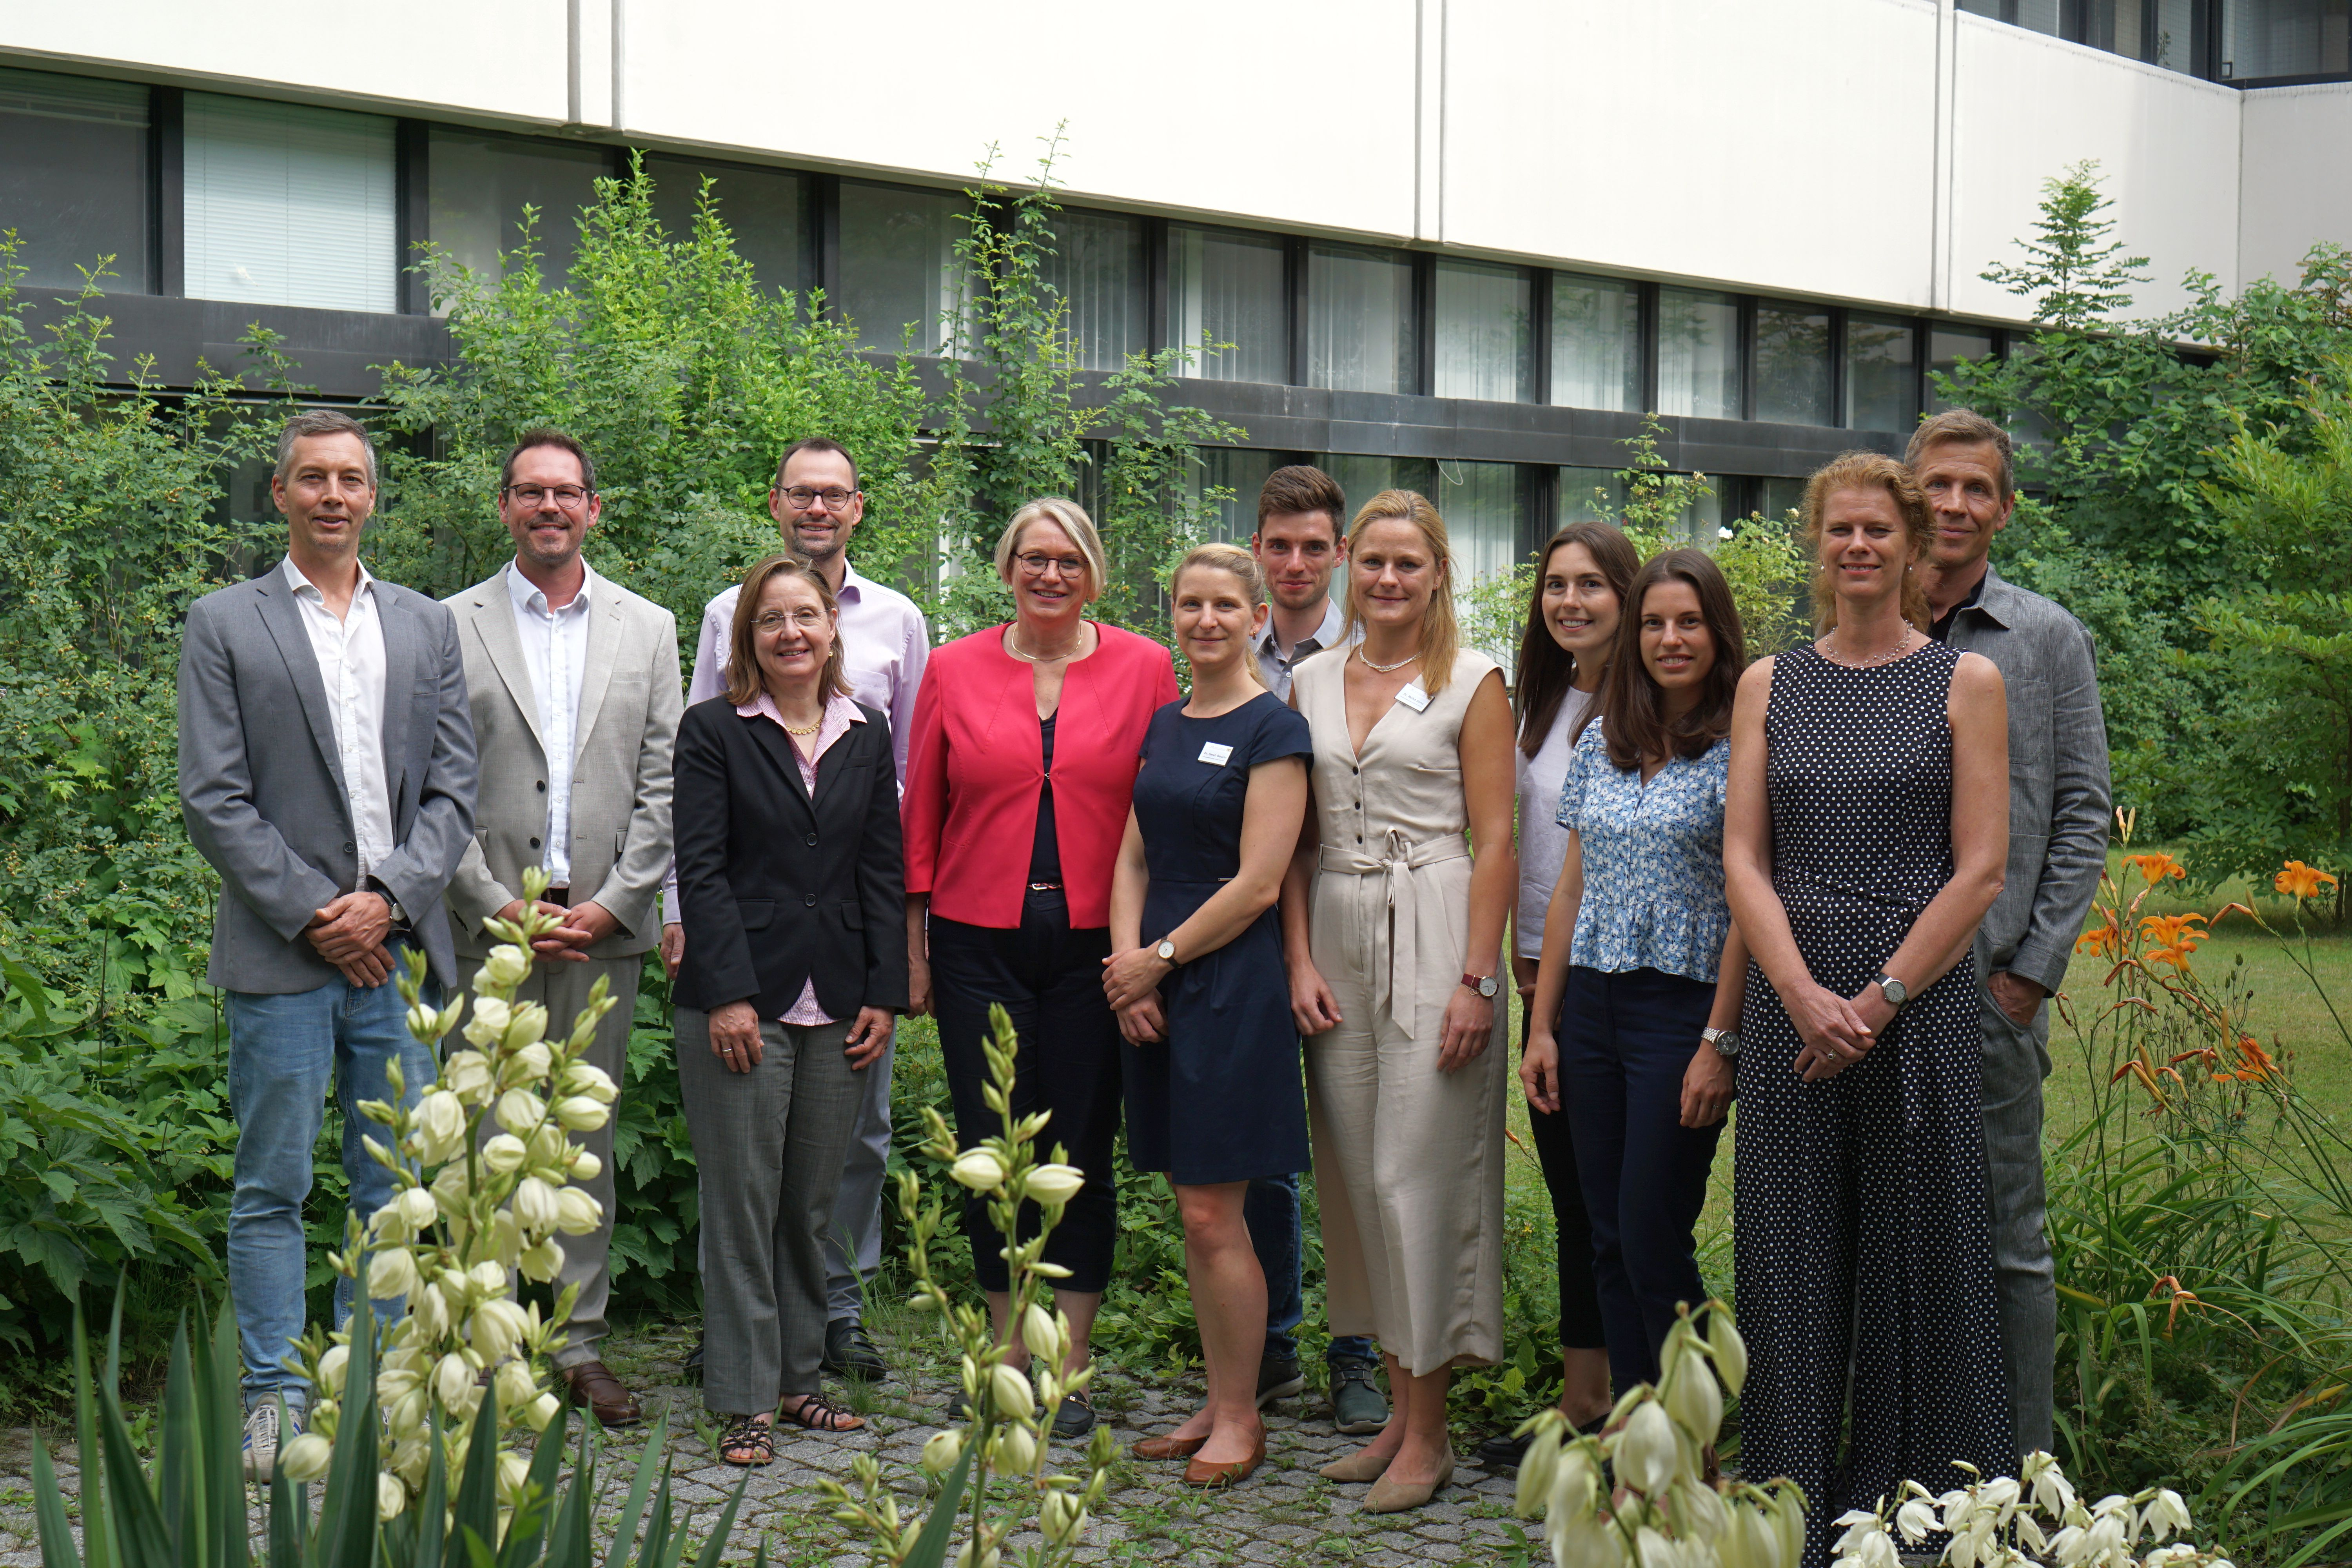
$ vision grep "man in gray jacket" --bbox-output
[443,429,681,1427]
[178,410,477,1481]
[1909,409,2112,1458]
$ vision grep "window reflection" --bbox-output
[1754,305,1832,426]
[1309,243,1418,394]
[1045,211,1145,371]
[1169,225,1287,383]
[0,68,151,292]
[427,129,606,298]
[1929,326,1996,414]
[1657,288,1741,421]
[1434,260,1532,402]
[1189,447,1284,543]
[1551,275,1642,412]
[1845,312,1919,432]
[643,156,808,294]
[836,181,975,355]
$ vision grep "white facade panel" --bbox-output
[1441,0,1943,306]
[2239,82,2352,287]
[619,0,1423,240]
[1947,16,2241,321]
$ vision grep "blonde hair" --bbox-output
[995,497,1109,606]
[725,554,854,707]
[1340,488,1461,695]
[1170,543,1271,690]
[1801,453,1933,634]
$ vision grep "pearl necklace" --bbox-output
[1818,625,1919,669]
[1356,648,1421,675]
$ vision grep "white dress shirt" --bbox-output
[506,559,597,889]
[281,554,394,885]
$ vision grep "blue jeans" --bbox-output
[225,943,437,1408]
[1245,1173,1377,1366]
[1557,965,1724,1395]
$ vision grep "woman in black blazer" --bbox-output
[673,553,907,1466]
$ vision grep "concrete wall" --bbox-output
[2239,81,2352,287]
[0,0,2321,325]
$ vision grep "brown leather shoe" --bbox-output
[558,1359,644,1427]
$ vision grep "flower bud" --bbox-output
[394,1185,439,1232]
[553,1095,608,1132]
[519,1237,565,1283]
[495,1089,546,1137]
[495,1357,535,1408]
[506,1040,552,1083]
[950,1149,1006,1191]
[1514,1423,1561,1517]
[1041,1489,1087,1544]
[478,1134,528,1175]
[1708,1308,1748,1396]
[1614,1400,1680,1496]
[1663,1345,1723,1445]
[278,1431,333,1483]
[377,1472,407,1522]
[411,1282,451,1341]
[920,1430,964,1474]
[563,1062,620,1104]
[566,1147,603,1182]
[1022,1163,1084,1205]
[445,1051,494,1103]
[523,1390,561,1432]
[512,1176,558,1233]
[367,1246,419,1300]
[504,1002,549,1050]
[412,1091,466,1164]
[434,1352,474,1410]
[317,1343,350,1397]
[479,945,530,992]
[1019,1304,1060,1364]
[989,1361,1033,1420]
[554,1187,602,1235]
[464,996,513,1048]
[987,1423,1036,1474]
[953,1542,1000,1568]
[496,1448,530,1500]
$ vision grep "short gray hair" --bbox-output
[1905,408,2013,499]
[274,409,377,490]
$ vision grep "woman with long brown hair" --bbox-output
[1282,490,1516,1513]
[1724,454,2011,1564]
[1522,548,1747,1398]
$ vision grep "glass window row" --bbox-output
[1956,0,2350,85]
[2,69,2009,436]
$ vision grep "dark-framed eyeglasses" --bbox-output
[780,486,857,509]
[503,483,593,509]
[1015,551,1089,579]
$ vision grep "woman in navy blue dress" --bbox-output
[1105,543,1312,1490]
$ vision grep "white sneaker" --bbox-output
[242,1400,303,1483]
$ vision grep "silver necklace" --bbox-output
[1818,625,1919,669]
[1356,647,1420,675]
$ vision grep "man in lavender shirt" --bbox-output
[661,437,929,1381]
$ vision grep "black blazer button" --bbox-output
[803,893,818,907]
[342,842,356,855]
[804,833,818,847]
[536,780,546,793]
[528,837,541,849]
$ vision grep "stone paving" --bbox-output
[0,1316,1535,1566]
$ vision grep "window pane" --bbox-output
[1656,288,1740,421]
[1317,454,1436,513]
[1845,312,1920,432]
[1756,476,1808,524]
[187,94,395,313]
[1045,211,1145,372]
[837,182,975,355]
[1677,479,1727,545]
[0,68,150,292]
[2151,0,2196,69]
[1434,260,1532,403]
[2226,0,2352,78]
[1550,274,1641,412]
[1189,447,1284,543]
[1308,243,1417,394]
[428,129,607,297]
[1436,460,1528,667]
[644,156,806,294]
[1558,466,1626,525]
[1168,225,1286,383]
[1928,326,1995,414]
[1754,305,1832,426]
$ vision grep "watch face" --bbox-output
[1880,976,1908,1005]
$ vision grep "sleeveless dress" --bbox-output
[1732,642,2012,1567]
[1296,647,1510,1377]
[1122,692,1314,1185]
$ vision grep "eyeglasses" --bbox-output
[780,486,857,509]
[1016,552,1089,579]
[504,483,592,509]
[753,610,827,632]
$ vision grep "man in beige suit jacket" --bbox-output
[443,430,682,1425]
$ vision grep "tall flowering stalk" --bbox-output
[1830,1452,2234,1568]
[273,868,620,1529]
[1513,1301,1808,1568]
[820,1005,1116,1568]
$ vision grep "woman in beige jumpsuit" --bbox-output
[1281,488,1518,1514]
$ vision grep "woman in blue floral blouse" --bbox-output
[1522,548,1749,1394]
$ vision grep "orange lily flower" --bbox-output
[2139,912,2208,950]
[2124,852,2188,886]
[2075,920,2122,958]
[2276,860,2341,901]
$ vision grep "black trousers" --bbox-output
[929,889,1122,1294]
[1525,1000,1608,1352]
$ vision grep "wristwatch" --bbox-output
[371,885,407,926]
[1155,939,1181,968]
[1461,972,1499,999]
[1873,971,1910,1012]
[1704,1026,1741,1059]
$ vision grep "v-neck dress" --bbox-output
[1122,693,1314,1184]
[1294,647,1509,1376]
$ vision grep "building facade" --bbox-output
[4,0,2349,568]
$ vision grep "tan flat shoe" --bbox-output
[1362,1451,1454,1513]
[1183,1430,1266,1488]
[1131,1432,1207,1461]
[1317,1447,1393,1483]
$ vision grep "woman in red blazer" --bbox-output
[902,497,1179,1437]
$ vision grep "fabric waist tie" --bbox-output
[1318,829,1472,1040]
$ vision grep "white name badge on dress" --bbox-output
[1394,682,1430,713]
[1198,741,1234,766]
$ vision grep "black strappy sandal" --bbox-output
[778,1392,865,1433]
[717,1414,777,1466]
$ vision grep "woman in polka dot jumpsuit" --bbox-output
[1722,454,2014,1565]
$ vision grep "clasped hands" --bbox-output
[1101,945,1171,1044]
[305,890,396,986]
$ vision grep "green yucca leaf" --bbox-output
[542,1420,595,1567]
[498,1404,570,1566]
[900,1442,973,1568]
[199,1298,244,1568]
[409,1407,448,1568]
[598,1414,669,1568]
[31,1437,80,1568]
[686,1471,752,1568]
[449,1379,503,1552]
[316,1294,382,1568]
[156,1316,194,1563]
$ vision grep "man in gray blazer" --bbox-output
[178,410,478,1481]
[443,429,681,1427]
[1910,409,2113,1459]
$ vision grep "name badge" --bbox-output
[1198,742,1234,766]
[1394,683,1430,713]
